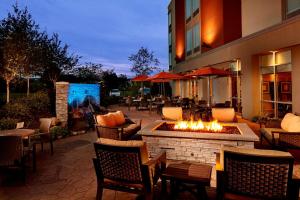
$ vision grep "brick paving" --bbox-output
[0,105,298,200]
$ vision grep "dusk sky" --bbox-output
[0,0,169,76]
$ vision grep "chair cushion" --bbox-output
[286,115,300,132]
[260,128,284,143]
[110,111,126,126]
[97,138,149,163]
[212,108,235,122]
[281,113,296,131]
[96,113,117,127]
[162,107,183,121]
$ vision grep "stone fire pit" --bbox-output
[138,120,259,164]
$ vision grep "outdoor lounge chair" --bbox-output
[93,138,166,200]
[162,107,183,121]
[216,146,299,200]
[212,108,237,122]
[95,111,142,140]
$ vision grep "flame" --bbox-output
[174,119,223,132]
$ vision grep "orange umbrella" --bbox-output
[184,66,231,77]
[147,72,184,96]
[185,67,231,107]
[131,75,149,96]
[131,74,149,82]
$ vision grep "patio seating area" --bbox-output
[1,105,300,200]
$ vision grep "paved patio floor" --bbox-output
[0,105,297,200]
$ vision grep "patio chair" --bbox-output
[93,138,166,200]
[95,111,142,140]
[162,107,183,121]
[260,113,300,149]
[16,122,24,129]
[212,108,237,122]
[216,146,299,200]
[181,98,190,109]
[138,98,149,110]
[30,118,54,155]
[0,135,36,181]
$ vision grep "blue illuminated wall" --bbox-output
[68,83,100,108]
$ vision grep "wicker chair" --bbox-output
[216,146,299,200]
[30,118,54,155]
[93,138,166,200]
[0,136,36,181]
[95,118,142,140]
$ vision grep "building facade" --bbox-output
[168,0,300,119]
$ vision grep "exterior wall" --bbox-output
[242,0,282,36]
[172,16,300,119]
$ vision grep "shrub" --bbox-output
[0,118,18,130]
[50,126,70,139]
[21,91,50,114]
[0,102,31,121]
[100,96,120,107]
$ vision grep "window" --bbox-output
[192,0,199,15]
[186,29,193,55]
[287,0,300,15]
[168,11,172,31]
[260,51,292,118]
[193,24,200,51]
[168,32,172,47]
[185,0,192,20]
[169,52,172,70]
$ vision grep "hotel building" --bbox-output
[168,0,300,119]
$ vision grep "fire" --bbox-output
[174,120,223,132]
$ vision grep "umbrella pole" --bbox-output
[141,82,144,97]
[208,77,211,107]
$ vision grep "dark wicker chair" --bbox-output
[93,138,166,200]
[138,98,150,110]
[216,146,299,200]
[0,135,36,181]
[95,118,142,140]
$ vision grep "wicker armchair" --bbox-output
[95,118,142,140]
[260,113,300,149]
[93,138,166,200]
[216,146,299,200]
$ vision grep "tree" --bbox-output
[128,46,160,76]
[70,62,102,83]
[0,5,41,102]
[40,33,79,88]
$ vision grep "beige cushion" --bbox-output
[39,118,53,133]
[212,108,235,122]
[287,115,300,132]
[110,111,126,126]
[96,113,117,127]
[162,107,183,121]
[281,113,296,131]
[97,138,149,163]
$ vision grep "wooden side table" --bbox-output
[161,162,212,199]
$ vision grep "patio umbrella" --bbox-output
[131,74,149,96]
[185,67,231,107]
[147,72,184,96]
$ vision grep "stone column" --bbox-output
[56,82,69,126]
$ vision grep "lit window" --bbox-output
[260,51,292,118]
[193,24,200,50]
[186,29,193,55]
[192,0,199,14]
[185,0,192,19]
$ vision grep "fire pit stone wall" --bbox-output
[139,120,259,164]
